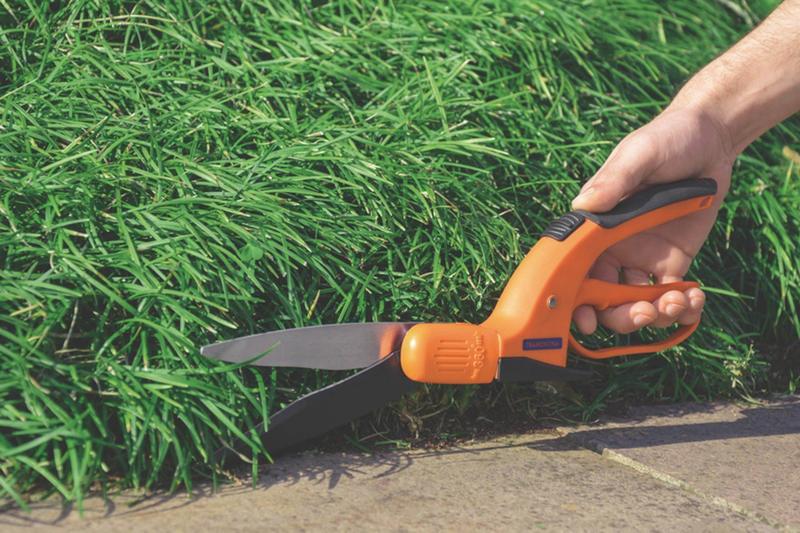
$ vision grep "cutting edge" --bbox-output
[200,321,418,370]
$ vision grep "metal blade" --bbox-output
[261,351,418,454]
[200,322,417,370]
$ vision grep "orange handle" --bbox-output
[568,322,700,359]
[400,178,717,384]
[574,278,699,311]
[569,278,700,359]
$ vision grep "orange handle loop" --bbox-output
[568,322,700,359]
[569,278,701,359]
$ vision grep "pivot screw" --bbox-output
[547,295,557,309]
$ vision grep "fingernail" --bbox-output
[690,296,704,308]
[665,304,684,317]
[633,314,651,328]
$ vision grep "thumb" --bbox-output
[571,134,661,212]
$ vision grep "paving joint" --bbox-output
[558,427,793,532]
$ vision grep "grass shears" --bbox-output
[201,178,717,453]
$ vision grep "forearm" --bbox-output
[669,0,800,155]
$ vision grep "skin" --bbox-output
[571,0,800,335]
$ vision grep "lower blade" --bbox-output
[261,351,417,454]
[200,322,417,370]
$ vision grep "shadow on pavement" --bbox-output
[532,397,800,452]
[0,449,420,527]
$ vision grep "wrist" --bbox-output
[667,66,742,157]
[661,90,738,165]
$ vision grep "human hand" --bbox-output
[570,107,733,335]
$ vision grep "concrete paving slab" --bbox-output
[560,395,800,530]
[1,430,768,532]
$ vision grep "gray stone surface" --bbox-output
[4,396,799,532]
[560,395,800,530]
[2,431,771,532]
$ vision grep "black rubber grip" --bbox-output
[575,177,717,228]
[541,212,585,241]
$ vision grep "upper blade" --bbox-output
[200,322,417,370]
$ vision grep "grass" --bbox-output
[1,0,798,506]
